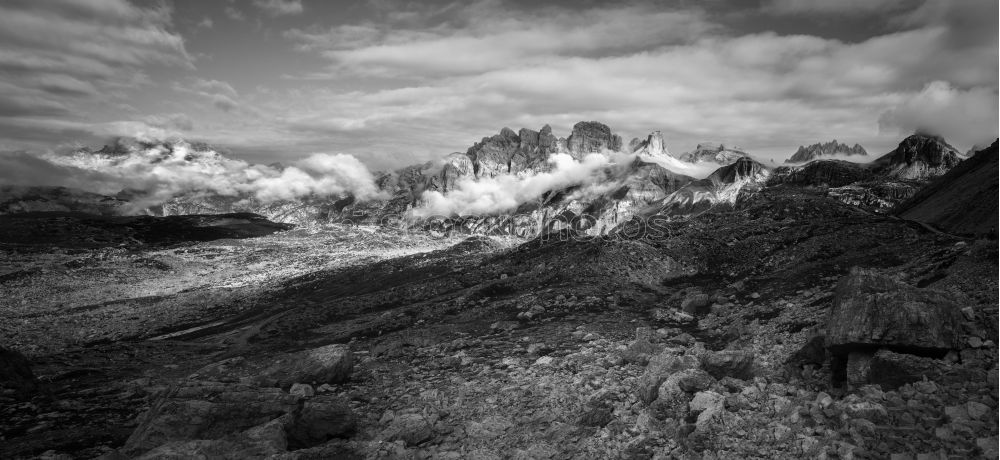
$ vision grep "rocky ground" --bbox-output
[0,187,997,459]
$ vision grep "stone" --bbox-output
[289,383,314,398]
[967,401,990,420]
[866,349,966,389]
[622,339,664,365]
[826,269,963,356]
[121,381,301,457]
[653,308,695,324]
[534,356,555,366]
[0,346,37,397]
[976,437,998,458]
[681,293,711,315]
[846,351,874,387]
[259,344,354,388]
[286,397,356,448]
[843,400,888,423]
[699,349,754,380]
[636,352,699,404]
[379,413,435,447]
[673,369,715,393]
[135,417,289,459]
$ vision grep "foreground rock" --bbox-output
[190,344,354,388]
[121,381,355,457]
[0,346,37,398]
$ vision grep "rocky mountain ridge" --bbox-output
[786,140,867,163]
[0,128,987,239]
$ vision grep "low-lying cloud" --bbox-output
[0,140,385,211]
[411,152,630,218]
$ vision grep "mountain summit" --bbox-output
[785,140,867,163]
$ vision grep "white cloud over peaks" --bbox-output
[411,152,617,218]
[0,140,385,210]
[878,81,999,150]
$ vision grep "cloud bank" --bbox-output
[878,81,999,150]
[0,140,384,211]
[411,152,629,218]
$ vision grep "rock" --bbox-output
[259,344,354,388]
[671,369,715,393]
[976,436,998,458]
[653,308,695,324]
[136,417,289,459]
[578,397,615,427]
[379,412,435,447]
[689,391,726,429]
[866,349,969,389]
[843,400,888,423]
[622,339,664,365]
[0,346,37,396]
[966,401,990,420]
[826,269,963,358]
[699,350,754,380]
[289,383,314,398]
[846,351,874,387]
[534,356,555,366]
[636,352,699,404]
[681,293,711,315]
[121,381,301,457]
[191,345,355,389]
[526,343,551,356]
[565,121,623,158]
[786,140,868,163]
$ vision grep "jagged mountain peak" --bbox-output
[786,140,867,163]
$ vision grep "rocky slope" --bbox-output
[785,140,867,163]
[658,157,769,215]
[895,140,999,237]
[1,179,995,459]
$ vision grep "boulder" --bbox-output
[135,417,289,460]
[699,350,754,380]
[286,397,357,448]
[826,269,962,357]
[681,293,711,315]
[636,352,699,404]
[190,344,354,388]
[122,381,301,457]
[867,349,978,389]
[0,346,37,397]
[258,344,354,388]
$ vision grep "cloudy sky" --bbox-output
[0,0,996,169]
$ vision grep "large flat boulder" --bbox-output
[825,269,963,357]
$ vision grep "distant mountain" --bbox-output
[870,133,962,179]
[786,140,867,163]
[659,157,769,215]
[675,143,749,165]
[895,140,998,237]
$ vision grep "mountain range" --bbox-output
[0,121,991,238]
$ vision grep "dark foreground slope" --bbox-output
[895,140,999,238]
[0,185,996,459]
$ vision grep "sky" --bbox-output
[0,0,996,170]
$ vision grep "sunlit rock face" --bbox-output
[675,143,749,165]
[658,157,769,215]
[629,131,670,159]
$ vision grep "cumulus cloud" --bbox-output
[411,152,621,218]
[0,140,386,211]
[878,81,999,150]
[173,78,243,113]
[270,0,996,164]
